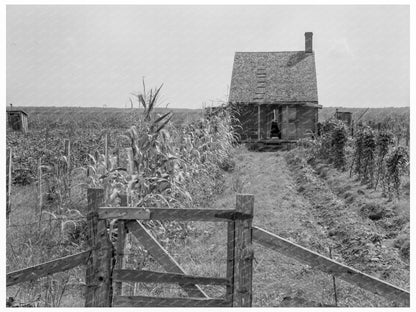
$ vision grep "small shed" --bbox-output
[335,109,352,127]
[7,107,28,133]
[228,32,321,142]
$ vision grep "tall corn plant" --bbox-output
[122,84,192,209]
[173,106,237,205]
[85,87,237,226]
[86,84,188,207]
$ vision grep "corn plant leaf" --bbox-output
[142,77,146,100]
[153,111,171,125]
[87,154,97,165]
[66,209,84,218]
[41,211,57,219]
[156,113,173,133]
[138,94,146,110]
[109,188,120,203]
[146,84,163,121]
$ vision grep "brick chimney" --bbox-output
[305,32,313,53]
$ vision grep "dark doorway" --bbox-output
[270,120,281,138]
[9,113,21,131]
[270,108,281,139]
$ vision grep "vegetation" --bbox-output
[303,109,409,200]
[319,107,409,146]
[6,85,236,306]
[383,146,409,198]
[6,101,410,307]
[351,126,377,187]
[290,111,409,302]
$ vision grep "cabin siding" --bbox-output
[296,106,317,138]
[232,103,318,141]
[7,110,28,133]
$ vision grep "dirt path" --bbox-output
[211,148,340,306]
[183,146,408,307]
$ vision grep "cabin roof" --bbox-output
[7,109,28,116]
[229,51,318,104]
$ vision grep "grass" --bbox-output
[166,145,408,307]
[6,183,88,307]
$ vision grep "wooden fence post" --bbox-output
[6,148,12,225]
[64,139,71,198]
[64,139,71,172]
[406,124,409,147]
[85,188,113,307]
[115,194,128,296]
[126,147,134,206]
[105,132,110,171]
[233,194,254,307]
[38,157,42,213]
[226,219,235,304]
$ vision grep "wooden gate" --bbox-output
[6,188,409,306]
[85,188,254,307]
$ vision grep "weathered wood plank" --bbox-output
[85,188,113,307]
[113,269,229,286]
[226,220,235,303]
[99,207,245,222]
[113,295,231,307]
[104,132,109,171]
[233,194,254,307]
[114,195,128,296]
[6,148,12,223]
[38,157,42,212]
[126,220,208,298]
[99,208,151,220]
[7,250,90,286]
[252,226,410,306]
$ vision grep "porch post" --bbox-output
[257,104,261,140]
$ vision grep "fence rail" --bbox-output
[112,295,232,307]
[98,207,249,222]
[252,226,410,305]
[113,269,230,286]
[7,250,90,287]
[126,220,208,298]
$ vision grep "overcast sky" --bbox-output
[6,5,409,109]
